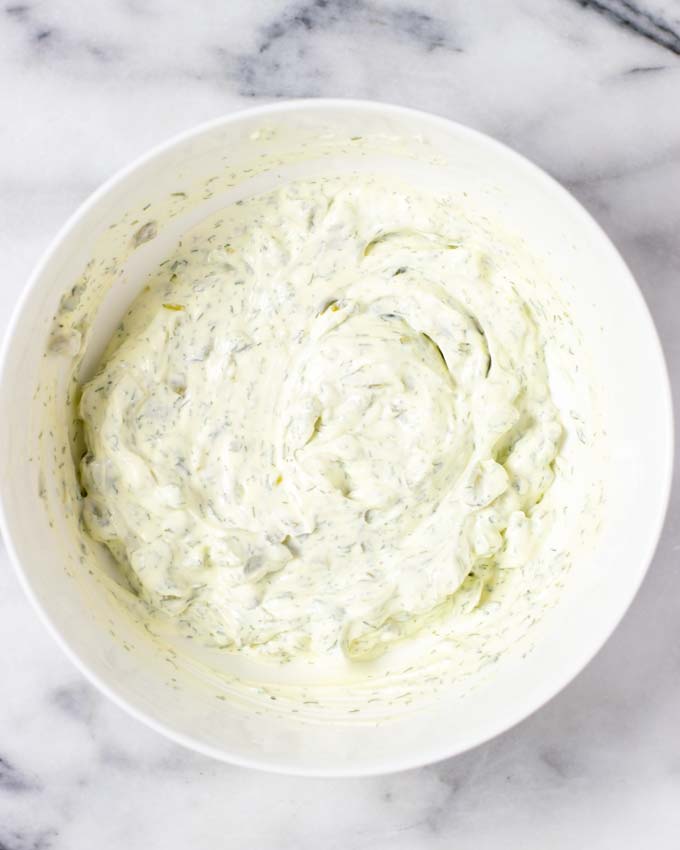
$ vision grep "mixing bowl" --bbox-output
[0,100,672,776]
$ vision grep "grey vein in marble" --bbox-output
[235,0,460,97]
[572,0,680,55]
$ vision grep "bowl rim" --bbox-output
[0,97,674,777]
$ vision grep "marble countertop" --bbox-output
[1,1,679,847]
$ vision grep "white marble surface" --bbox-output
[1,0,679,847]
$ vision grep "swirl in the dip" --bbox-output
[80,178,563,661]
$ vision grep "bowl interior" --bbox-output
[0,101,672,775]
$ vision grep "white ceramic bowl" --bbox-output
[0,100,673,776]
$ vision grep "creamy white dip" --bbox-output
[79,177,567,664]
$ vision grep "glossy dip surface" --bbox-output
[79,176,583,666]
